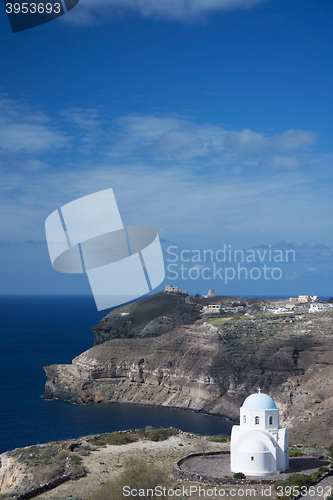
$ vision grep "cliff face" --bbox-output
[44,294,333,438]
[0,453,29,496]
[91,292,203,345]
[45,324,225,411]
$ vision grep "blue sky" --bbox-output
[0,0,333,299]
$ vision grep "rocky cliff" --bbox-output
[44,293,333,442]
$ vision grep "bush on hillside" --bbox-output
[208,433,229,443]
[137,427,177,442]
[328,442,333,460]
[87,458,169,500]
[289,448,303,457]
[233,472,246,479]
[89,432,138,446]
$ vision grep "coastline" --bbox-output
[46,396,239,426]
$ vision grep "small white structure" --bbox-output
[309,303,331,313]
[230,391,289,476]
[202,289,216,298]
[309,303,324,313]
[285,303,295,310]
[273,307,289,314]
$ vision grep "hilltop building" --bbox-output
[202,289,216,298]
[298,295,311,302]
[230,391,289,476]
[289,295,318,303]
[201,304,244,314]
[201,304,223,314]
[164,284,188,295]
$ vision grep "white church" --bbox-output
[230,391,289,476]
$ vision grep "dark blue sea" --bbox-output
[0,295,234,454]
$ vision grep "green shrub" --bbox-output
[88,436,106,446]
[233,472,246,479]
[208,433,229,443]
[89,432,138,447]
[78,449,90,456]
[309,466,329,480]
[328,442,333,460]
[70,454,82,466]
[70,465,86,478]
[105,432,138,445]
[143,427,177,442]
[310,471,321,480]
[327,493,333,500]
[289,448,303,457]
[68,453,87,478]
[86,458,169,500]
[274,473,312,491]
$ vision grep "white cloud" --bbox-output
[225,128,317,155]
[64,0,267,24]
[259,156,301,170]
[0,156,326,247]
[110,114,228,160]
[61,107,102,131]
[0,96,318,172]
[272,129,317,152]
[106,114,318,170]
[60,107,105,153]
[0,94,71,152]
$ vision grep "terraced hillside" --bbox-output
[44,292,333,445]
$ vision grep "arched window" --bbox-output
[255,416,260,425]
[244,415,246,423]
[269,416,273,425]
[251,456,254,461]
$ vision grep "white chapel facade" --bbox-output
[230,391,289,476]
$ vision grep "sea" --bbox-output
[0,295,235,454]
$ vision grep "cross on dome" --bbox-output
[258,388,261,393]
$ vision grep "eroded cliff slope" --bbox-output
[44,293,333,441]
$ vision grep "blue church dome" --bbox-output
[241,392,277,410]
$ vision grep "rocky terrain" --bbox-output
[44,292,333,444]
[1,430,331,500]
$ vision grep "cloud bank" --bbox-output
[0,94,319,173]
[109,114,317,165]
[0,95,71,153]
[64,0,267,24]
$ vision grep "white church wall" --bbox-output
[231,392,289,476]
[236,432,277,476]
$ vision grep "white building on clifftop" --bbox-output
[230,391,289,476]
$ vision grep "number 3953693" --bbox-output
[276,485,332,497]
[5,3,61,14]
